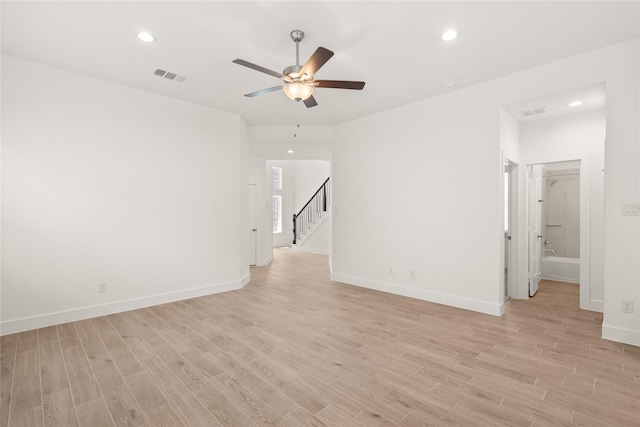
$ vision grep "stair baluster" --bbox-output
[293,177,330,244]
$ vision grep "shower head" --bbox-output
[547,179,558,186]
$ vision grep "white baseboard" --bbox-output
[257,253,274,266]
[331,273,503,316]
[541,273,579,284]
[589,299,604,312]
[291,245,330,256]
[602,323,640,346]
[0,275,250,336]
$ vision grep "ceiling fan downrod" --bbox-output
[291,30,304,67]
[284,30,305,77]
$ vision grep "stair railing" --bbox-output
[293,177,330,244]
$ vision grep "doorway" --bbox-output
[518,153,593,310]
[527,164,543,297]
[503,160,518,301]
[249,184,257,266]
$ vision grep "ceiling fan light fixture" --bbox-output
[283,81,314,101]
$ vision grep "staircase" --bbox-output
[292,177,330,245]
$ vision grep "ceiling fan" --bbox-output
[232,30,365,108]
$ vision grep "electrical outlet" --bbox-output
[98,282,107,293]
[410,270,416,279]
[622,300,634,313]
[622,203,640,216]
[389,267,394,276]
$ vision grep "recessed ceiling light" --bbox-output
[137,32,156,43]
[444,81,455,89]
[568,100,583,107]
[287,150,294,154]
[441,30,458,41]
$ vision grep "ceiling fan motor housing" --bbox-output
[283,65,303,79]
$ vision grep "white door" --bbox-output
[249,184,257,266]
[528,166,542,296]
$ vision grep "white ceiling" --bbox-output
[503,82,607,123]
[2,1,639,127]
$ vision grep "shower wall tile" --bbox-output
[547,179,565,194]
[546,214,564,226]
[548,193,565,214]
[547,228,564,239]
[545,230,563,255]
[565,176,580,193]
[541,169,580,260]
[565,214,579,236]
[565,192,580,214]
[550,238,565,257]
[565,236,580,258]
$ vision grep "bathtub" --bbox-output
[540,256,580,284]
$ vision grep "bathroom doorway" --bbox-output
[528,161,581,296]
[522,154,594,310]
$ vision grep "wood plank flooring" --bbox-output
[1,248,639,426]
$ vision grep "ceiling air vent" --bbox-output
[154,68,189,83]
[519,107,546,118]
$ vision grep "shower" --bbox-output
[539,164,581,283]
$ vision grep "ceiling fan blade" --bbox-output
[244,86,283,97]
[299,47,334,78]
[232,59,287,80]
[313,80,365,90]
[303,95,318,108]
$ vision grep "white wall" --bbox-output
[600,42,640,345]
[293,160,330,213]
[332,38,640,346]
[520,109,605,307]
[333,84,503,315]
[1,55,250,334]
[500,109,521,162]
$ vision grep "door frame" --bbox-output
[528,165,543,297]
[249,184,258,266]
[502,158,519,303]
[516,152,593,310]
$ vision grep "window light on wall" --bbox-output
[272,195,282,233]
[272,167,283,234]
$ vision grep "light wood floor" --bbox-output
[1,249,639,426]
